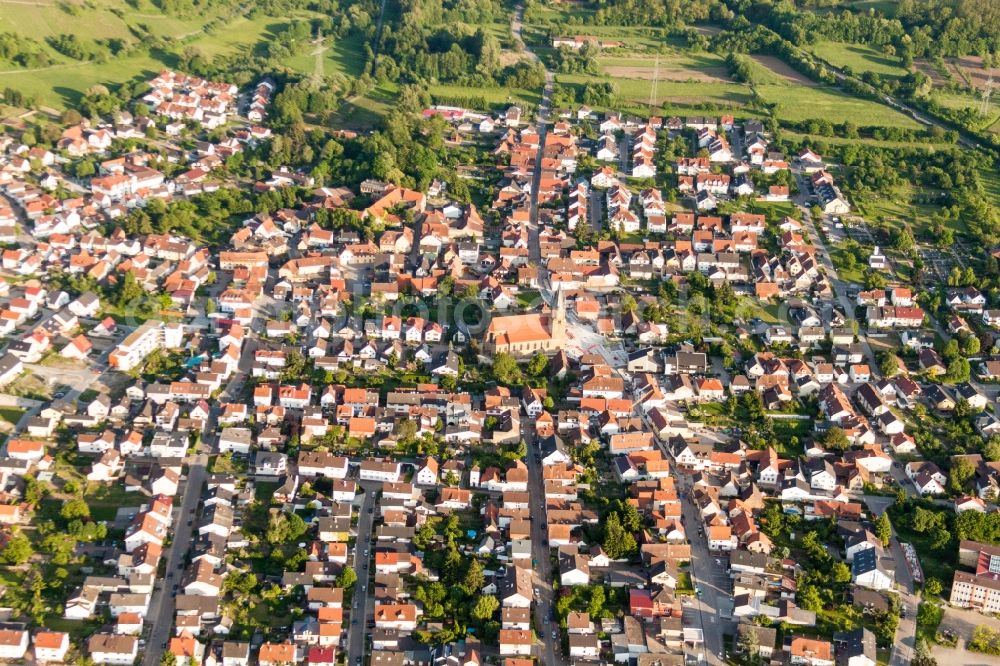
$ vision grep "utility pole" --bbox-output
[980,70,994,117]
[648,55,660,111]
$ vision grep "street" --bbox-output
[345,483,378,666]
[522,421,567,665]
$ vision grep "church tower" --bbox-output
[551,289,567,344]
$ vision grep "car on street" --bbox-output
[552,630,558,640]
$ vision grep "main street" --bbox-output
[678,475,729,666]
[522,420,566,666]
[346,482,379,666]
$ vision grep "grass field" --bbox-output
[427,83,542,109]
[557,73,751,110]
[756,83,921,127]
[810,40,908,78]
[596,52,730,82]
[0,0,334,107]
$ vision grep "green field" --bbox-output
[810,40,908,78]
[756,83,921,127]
[0,0,336,108]
[427,83,543,109]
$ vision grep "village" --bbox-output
[0,66,994,666]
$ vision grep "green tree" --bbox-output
[877,350,899,377]
[60,498,90,521]
[588,585,606,619]
[2,534,33,565]
[924,578,943,596]
[492,353,522,386]
[463,559,485,596]
[526,352,548,377]
[820,427,850,452]
[602,513,637,560]
[337,566,357,590]
[737,626,760,661]
[949,457,977,494]
[875,512,892,547]
[470,594,499,621]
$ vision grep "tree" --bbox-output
[588,586,606,619]
[924,578,943,596]
[526,352,548,377]
[159,652,176,666]
[2,534,32,565]
[470,594,499,621]
[737,626,760,660]
[912,638,938,666]
[337,566,357,590]
[984,436,1000,462]
[602,513,637,560]
[949,457,977,494]
[877,350,899,377]
[463,559,485,595]
[875,512,892,547]
[831,561,852,584]
[492,353,522,386]
[820,427,850,452]
[60,498,90,521]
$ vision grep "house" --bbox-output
[87,634,138,665]
[258,642,296,666]
[499,630,532,656]
[851,548,894,591]
[834,628,877,666]
[788,636,833,666]
[0,629,28,660]
[33,631,70,663]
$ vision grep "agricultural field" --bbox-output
[595,52,730,82]
[556,72,751,112]
[809,40,908,78]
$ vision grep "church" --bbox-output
[483,291,568,356]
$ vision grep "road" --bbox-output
[142,459,207,666]
[521,421,566,665]
[861,497,919,666]
[346,483,378,665]
[142,344,252,666]
[678,475,728,665]
[792,173,880,372]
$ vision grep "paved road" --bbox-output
[861,497,919,666]
[142,458,207,666]
[142,351,250,666]
[678,475,728,665]
[346,483,378,665]
[522,422,566,665]
[793,177,880,372]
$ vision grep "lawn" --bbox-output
[0,407,24,426]
[810,41,908,79]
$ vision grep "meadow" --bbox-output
[809,40,908,78]
[0,0,348,108]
